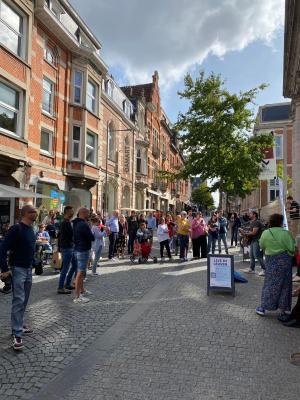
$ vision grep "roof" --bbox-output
[121,83,153,102]
[261,103,291,123]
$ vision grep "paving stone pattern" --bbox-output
[0,260,165,400]
[64,264,300,400]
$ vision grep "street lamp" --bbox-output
[104,122,135,217]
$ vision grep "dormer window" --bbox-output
[46,0,64,21]
[105,80,114,98]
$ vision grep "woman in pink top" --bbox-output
[191,212,208,259]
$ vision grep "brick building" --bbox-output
[234,102,292,215]
[0,0,190,229]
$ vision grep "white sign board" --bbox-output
[209,256,232,288]
[257,129,277,181]
[278,177,289,230]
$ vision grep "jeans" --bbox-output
[250,240,265,271]
[208,234,217,254]
[178,234,189,259]
[108,232,118,259]
[160,239,171,258]
[218,233,228,254]
[11,266,32,338]
[75,250,91,273]
[92,245,103,273]
[128,232,136,254]
[58,248,77,289]
[231,228,239,246]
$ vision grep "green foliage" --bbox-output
[191,183,214,210]
[173,71,273,207]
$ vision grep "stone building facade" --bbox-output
[283,0,300,203]
[0,0,190,228]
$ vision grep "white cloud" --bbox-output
[69,0,284,86]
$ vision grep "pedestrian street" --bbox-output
[1,247,300,400]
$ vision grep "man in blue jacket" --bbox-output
[0,205,38,351]
[73,207,94,304]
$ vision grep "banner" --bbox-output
[278,177,288,230]
[258,130,277,180]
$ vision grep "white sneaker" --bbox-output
[73,296,90,304]
[81,290,92,296]
[245,268,255,274]
[258,270,265,276]
[83,277,88,282]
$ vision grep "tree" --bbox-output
[173,71,273,208]
[191,183,214,210]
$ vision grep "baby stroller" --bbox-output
[34,240,53,266]
[130,236,157,264]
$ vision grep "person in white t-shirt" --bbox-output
[157,217,172,262]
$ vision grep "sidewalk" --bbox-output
[1,248,300,399]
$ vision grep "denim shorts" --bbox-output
[75,250,90,273]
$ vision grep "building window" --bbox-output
[0,0,24,57]
[153,128,158,147]
[73,70,83,104]
[40,128,53,155]
[86,131,97,165]
[44,46,55,65]
[87,79,96,113]
[136,148,141,173]
[269,179,279,202]
[275,135,283,160]
[42,78,54,115]
[108,123,116,161]
[46,0,62,20]
[0,81,21,136]
[72,125,81,160]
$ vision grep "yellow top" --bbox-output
[177,217,191,235]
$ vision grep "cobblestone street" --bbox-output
[1,249,300,400]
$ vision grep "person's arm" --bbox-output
[259,231,266,251]
[247,227,259,237]
[83,223,95,241]
[0,226,17,273]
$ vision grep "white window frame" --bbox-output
[87,78,97,114]
[0,79,23,137]
[275,134,283,160]
[73,70,83,105]
[71,125,81,161]
[86,130,97,166]
[0,0,26,59]
[268,179,280,203]
[40,127,53,155]
[44,46,55,65]
[42,77,54,116]
[46,0,63,20]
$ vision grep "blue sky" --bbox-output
[70,0,286,124]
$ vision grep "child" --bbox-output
[136,222,151,243]
[157,217,172,262]
[91,218,106,276]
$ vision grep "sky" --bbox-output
[69,0,286,123]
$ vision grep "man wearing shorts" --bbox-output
[73,207,94,304]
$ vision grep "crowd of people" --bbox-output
[0,197,300,352]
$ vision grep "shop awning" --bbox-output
[0,184,50,198]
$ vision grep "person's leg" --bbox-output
[74,251,89,298]
[234,228,238,246]
[165,240,171,258]
[249,241,256,271]
[207,234,212,254]
[192,239,197,257]
[231,230,234,246]
[23,268,32,327]
[212,237,216,255]
[92,247,101,273]
[11,267,29,338]
[254,240,265,270]
[184,235,189,259]
[160,241,164,258]
[290,295,300,322]
[75,271,84,298]
[65,252,77,288]
[218,235,222,253]
[199,235,207,258]
[58,248,72,289]
[222,233,228,254]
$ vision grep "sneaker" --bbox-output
[292,276,300,282]
[255,306,265,316]
[12,336,23,351]
[81,290,92,296]
[245,268,255,274]
[65,285,75,290]
[83,277,88,282]
[92,272,100,276]
[73,296,90,304]
[57,288,71,294]
[22,326,33,334]
[258,270,265,277]
[277,313,290,322]
[161,257,165,263]
[184,257,188,262]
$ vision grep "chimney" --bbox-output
[152,70,159,85]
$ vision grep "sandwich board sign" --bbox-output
[207,254,235,296]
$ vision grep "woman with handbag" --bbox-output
[191,212,207,259]
[255,213,295,321]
